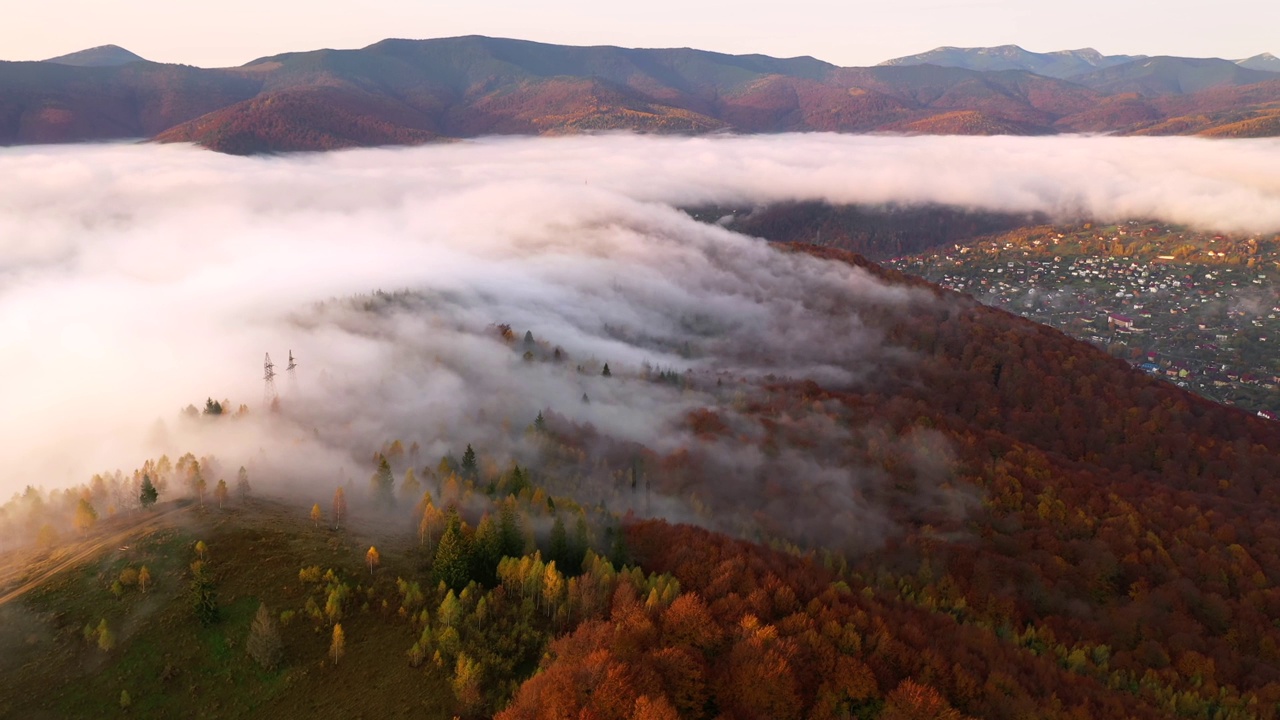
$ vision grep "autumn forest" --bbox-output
[0,234,1277,720]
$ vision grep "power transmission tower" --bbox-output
[286,350,298,393]
[263,353,278,410]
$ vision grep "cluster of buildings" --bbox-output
[892,224,1280,418]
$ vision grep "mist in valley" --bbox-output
[3,132,1280,551]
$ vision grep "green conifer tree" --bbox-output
[471,514,502,586]
[569,514,590,575]
[460,445,478,481]
[370,454,395,508]
[139,474,158,508]
[433,509,473,590]
[189,561,219,626]
[498,498,525,559]
[549,515,569,569]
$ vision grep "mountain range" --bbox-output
[878,44,1280,77]
[3,36,1279,153]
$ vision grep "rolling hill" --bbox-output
[4,36,1280,153]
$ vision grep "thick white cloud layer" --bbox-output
[1,133,1278,501]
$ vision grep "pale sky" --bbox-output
[3,0,1276,68]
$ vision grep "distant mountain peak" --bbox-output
[1052,48,1104,61]
[1235,53,1280,72]
[878,45,1145,78]
[44,44,147,67]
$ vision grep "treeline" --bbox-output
[0,451,251,551]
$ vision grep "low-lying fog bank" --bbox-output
[1,133,1277,506]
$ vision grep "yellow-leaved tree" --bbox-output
[330,623,345,665]
[73,498,98,535]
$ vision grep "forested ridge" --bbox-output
[2,244,1279,718]
[496,246,1280,718]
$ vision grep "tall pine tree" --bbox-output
[460,445,478,481]
[139,475,158,508]
[549,515,569,569]
[498,498,525,559]
[471,514,502,587]
[189,561,219,626]
[370,454,395,508]
[570,514,590,575]
[433,509,473,590]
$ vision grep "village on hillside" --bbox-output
[893,221,1280,418]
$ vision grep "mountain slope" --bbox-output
[3,241,1280,717]
[154,86,440,154]
[1069,56,1279,96]
[1121,78,1280,135]
[43,45,147,67]
[0,61,261,144]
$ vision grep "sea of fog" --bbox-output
[1,133,1279,500]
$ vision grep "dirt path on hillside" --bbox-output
[0,505,192,607]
